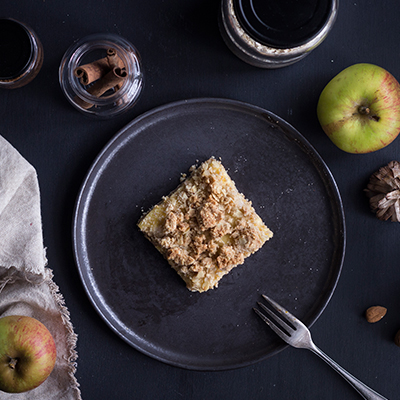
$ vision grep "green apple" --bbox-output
[317,63,400,153]
[0,315,57,393]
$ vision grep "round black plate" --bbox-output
[73,98,345,370]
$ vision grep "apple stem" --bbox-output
[358,105,380,122]
[358,105,370,115]
[8,357,18,370]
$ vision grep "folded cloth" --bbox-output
[0,136,81,399]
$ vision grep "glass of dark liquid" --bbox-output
[0,18,43,88]
[219,0,338,68]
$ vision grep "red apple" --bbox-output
[0,315,57,393]
[317,63,400,153]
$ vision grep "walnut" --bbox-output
[364,161,400,222]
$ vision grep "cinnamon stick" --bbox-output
[72,48,127,110]
[74,67,127,110]
[87,67,127,97]
[106,48,124,69]
[74,57,109,85]
[73,48,124,85]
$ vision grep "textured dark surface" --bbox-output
[73,98,344,370]
[1,1,400,399]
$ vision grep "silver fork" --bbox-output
[254,295,388,400]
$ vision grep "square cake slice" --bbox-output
[137,157,273,292]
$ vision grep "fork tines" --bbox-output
[254,294,298,339]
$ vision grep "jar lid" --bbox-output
[233,0,333,49]
[0,19,33,80]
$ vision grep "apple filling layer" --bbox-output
[137,157,273,293]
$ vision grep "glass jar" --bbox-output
[0,18,43,89]
[219,0,339,68]
[59,33,143,118]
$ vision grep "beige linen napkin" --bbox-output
[0,135,81,399]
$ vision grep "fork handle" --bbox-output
[309,343,388,400]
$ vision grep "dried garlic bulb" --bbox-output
[364,161,400,222]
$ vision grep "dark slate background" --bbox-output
[1,1,399,399]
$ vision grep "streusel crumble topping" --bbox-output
[138,157,273,292]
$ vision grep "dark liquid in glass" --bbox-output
[0,19,33,80]
[234,0,332,48]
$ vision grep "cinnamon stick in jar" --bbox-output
[106,48,124,69]
[87,67,127,97]
[73,47,127,110]
[74,57,110,85]
[74,67,127,110]
[73,47,124,85]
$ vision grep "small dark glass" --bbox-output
[0,18,43,88]
[219,0,338,68]
[234,0,332,48]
